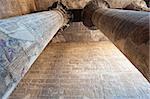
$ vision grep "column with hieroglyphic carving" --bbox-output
[0,10,68,98]
[82,0,149,82]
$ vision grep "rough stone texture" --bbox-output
[0,0,149,98]
[52,22,108,43]
[9,41,150,99]
[61,0,149,11]
[0,0,37,19]
[35,0,59,11]
[92,8,149,82]
[83,1,150,82]
[102,0,149,11]
[0,10,65,98]
[61,0,91,9]
[0,0,149,19]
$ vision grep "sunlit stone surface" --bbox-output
[10,41,150,99]
[52,22,108,43]
[0,0,149,98]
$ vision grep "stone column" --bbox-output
[0,10,68,98]
[83,1,150,82]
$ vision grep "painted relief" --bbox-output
[0,11,63,98]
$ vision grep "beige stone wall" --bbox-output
[52,22,108,43]
[0,0,58,19]
[10,41,150,99]
[35,0,59,11]
[0,0,36,19]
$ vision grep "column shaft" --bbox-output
[0,10,67,98]
[92,8,149,82]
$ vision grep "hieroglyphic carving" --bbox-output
[0,11,65,98]
[83,0,150,82]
